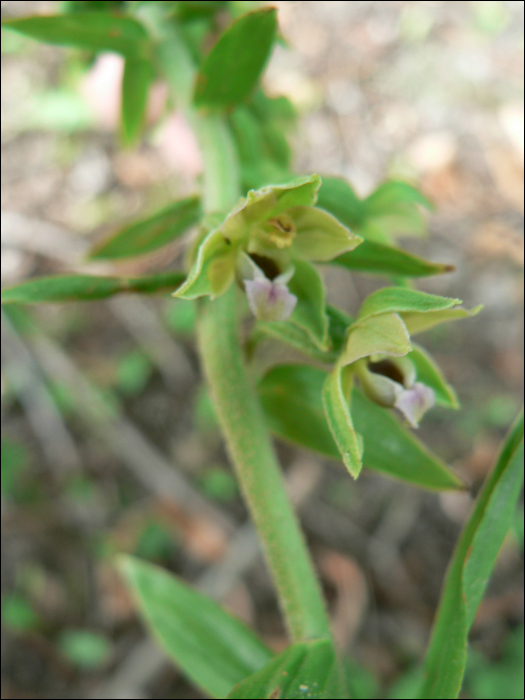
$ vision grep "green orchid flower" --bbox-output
[323,287,482,479]
[174,174,362,348]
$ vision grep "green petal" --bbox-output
[340,313,412,367]
[288,206,362,262]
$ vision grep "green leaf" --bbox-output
[363,181,433,216]
[194,8,277,108]
[333,239,455,278]
[288,259,329,349]
[227,638,345,699]
[323,364,363,479]
[290,206,363,262]
[357,287,461,321]
[363,180,434,216]
[89,196,200,260]
[341,313,412,367]
[121,58,153,147]
[258,364,464,491]
[118,555,273,699]
[402,304,483,335]
[2,13,151,59]
[254,305,352,364]
[1,271,186,304]
[420,411,525,699]
[317,176,365,229]
[408,344,459,409]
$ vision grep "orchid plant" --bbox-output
[2,2,523,699]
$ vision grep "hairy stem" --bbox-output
[149,9,331,641]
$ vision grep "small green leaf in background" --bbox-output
[116,350,152,396]
[463,625,524,700]
[194,8,277,108]
[2,13,151,60]
[198,466,238,502]
[317,176,365,229]
[419,410,524,699]
[1,593,40,632]
[89,196,201,260]
[135,522,177,561]
[121,58,153,147]
[1,271,186,305]
[258,364,464,491]
[58,629,112,669]
[118,555,273,699]
[333,239,454,278]
[227,638,346,699]
[164,299,197,335]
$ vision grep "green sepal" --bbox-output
[173,228,238,299]
[408,343,459,409]
[403,304,483,335]
[357,286,462,321]
[323,364,363,479]
[341,312,412,367]
[288,205,362,261]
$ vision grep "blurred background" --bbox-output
[1,1,523,698]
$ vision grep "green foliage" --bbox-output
[116,350,153,396]
[58,629,112,669]
[227,638,346,699]
[1,593,40,632]
[194,8,277,108]
[2,13,151,60]
[1,271,186,304]
[258,364,464,491]
[1,437,28,496]
[118,555,273,698]
[89,196,201,260]
[463,625,524,699]
[419,411,524,699]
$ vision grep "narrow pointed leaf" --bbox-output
[194,8,277,108]
[403,304,483,335]
[1,271,185,304]
[357,287,461,321]
[341,313,412,367]
[333,239,455,278]
[258,364,464,490]
[420,411,524,699]
[317,176,365,229]
[89,196,201,260]
[323,365,363,478]
[288,259,329,349]
[118,555,273,699]
[363,181,433,215]
[228,638,345,699]
[408,344,459,409]
[2,14,151,59]
[121,58,153,147]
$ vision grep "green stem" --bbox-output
[198,288,331,641]
[148,9,331,641]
